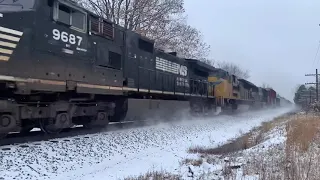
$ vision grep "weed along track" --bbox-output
[188,111,297,155]
[189,134,252,155]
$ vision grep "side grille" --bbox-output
[90,16,114,39]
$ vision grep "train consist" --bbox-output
[0,0,287,138]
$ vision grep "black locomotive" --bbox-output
[0,0,285,138]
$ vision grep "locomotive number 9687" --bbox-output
[52,29,83,46]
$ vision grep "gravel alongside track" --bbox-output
[0,106,295,180]
[0,121,150,147]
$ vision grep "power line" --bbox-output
[313,41,320,66]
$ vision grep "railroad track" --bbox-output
[0,111,224,148]
[1,109,222,148]
[0,107,296,149]
[0,120,151,148]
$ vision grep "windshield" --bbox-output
[0,0,35,11]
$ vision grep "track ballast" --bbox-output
[0,120,150,148]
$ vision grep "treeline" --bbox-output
[294,84,316,107]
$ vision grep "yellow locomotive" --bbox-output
[208,68,256,110]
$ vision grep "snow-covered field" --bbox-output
[0,106,295,180]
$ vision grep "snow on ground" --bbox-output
[0,106,294,180]
[182,111,291,180]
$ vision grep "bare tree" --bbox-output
[152,19,210,59]
[79,0,184,30]
[202,58,215,66]
[78,0,210,60]
[216,61,250,79]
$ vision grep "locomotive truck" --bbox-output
[0,0,279,138]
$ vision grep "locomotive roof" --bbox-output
[239,79,259,91]
[155,49,186,64]
[185,59,216,72]
[260,88,267,92]
[61,0,114,25]
[265,88,276,92]
[211,68,228,74]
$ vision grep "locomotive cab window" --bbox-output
[53,1,87,33]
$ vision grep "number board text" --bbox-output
[155,57,188,77]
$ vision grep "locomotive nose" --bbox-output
[0,25,24,62]
[0,9,30,62]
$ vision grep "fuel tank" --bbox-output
[125,99,190,122]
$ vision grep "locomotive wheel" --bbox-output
[84,112,109,129]
[39,113,70,134]
[0,114,15,139]
[39,118,63,134]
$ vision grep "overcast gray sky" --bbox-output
[184,0,320,101]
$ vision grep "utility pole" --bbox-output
[317,68,318,101]
[305,68,319,102]
[310,89,312,104]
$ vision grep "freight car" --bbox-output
[265,88,277,107]
[0,0,280,138]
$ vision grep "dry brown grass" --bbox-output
[240,113,320,180]
[260,114,292,133]
[283,114,320,180]
[123,171,182,180]
[286,114,320,153]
